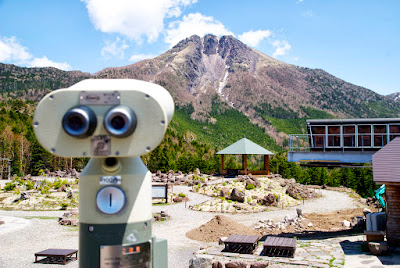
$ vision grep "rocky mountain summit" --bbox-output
[1,34,400,146]
[387,92,400,102]
[96,34,400,119]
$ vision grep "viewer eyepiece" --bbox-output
[104,105,137,138]
[62,106,97,138]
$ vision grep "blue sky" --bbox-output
[0,0,399,95]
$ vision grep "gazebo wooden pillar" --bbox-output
[220,154,224,174]
[264,155,270,175]
[242,154,248,175]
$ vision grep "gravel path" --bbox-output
[152,186,360,268]
[0,186,360,268]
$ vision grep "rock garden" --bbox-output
[0,176,78,211]
[189,174,320,213]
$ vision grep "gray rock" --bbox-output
[173,196,183,202]
[258,193,276,206]
[220,187,229,198]
[368,241,389,256]
[250,261,269,268]
[203,34,218,55]
[19,192,29,200]
[212,261,223,268]
[66,191,74,199]
[342,220,351,228]
[189,254,213,268]
[225,261,247,268]
[230,188,245,203]
[296,208,303,217]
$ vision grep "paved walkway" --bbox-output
[197,235,400,268]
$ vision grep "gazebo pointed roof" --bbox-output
[216,137,274,155]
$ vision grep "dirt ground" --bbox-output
[186,215,258,242]
[257,208,372,237]
[186,208,374,243]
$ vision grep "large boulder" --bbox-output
[225,261,247,268]
[250,261,269,268]
[189,254,213,268]
[212,261,223,268]
[368,241,389,256]
[229,188,245,203]
[258,193,276,206]
[286,184,300,199]
[245,178,260,189]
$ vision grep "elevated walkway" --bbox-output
[288,151,375,163]
[288,134,376,164]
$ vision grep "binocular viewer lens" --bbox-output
[104,106,137,138]
[62,105,137,138]
[62,106,97,138]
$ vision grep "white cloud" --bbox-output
[165,13,234,47]
[0,36,32,63]
[28,57,72,70]
[272,40,291,57]
[238,30,272,47]
[302,9,313,17]
[101,37,129,59]
[129,54,156,62]
[82,0,197,43]
[296,0,304,4]
[0,36,72,70]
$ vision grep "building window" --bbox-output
[311,126,325,148]
[327,126,340,147]
[343,125,355,147]
[358,125,371,147]
[373,125,387,147]
[389,125,400,141]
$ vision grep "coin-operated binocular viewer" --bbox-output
[33,79,173,267]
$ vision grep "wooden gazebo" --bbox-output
[372,137,400,246]
[217,137,274,175]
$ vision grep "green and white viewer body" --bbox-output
[33,79,173,267]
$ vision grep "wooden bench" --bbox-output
[34,249,78,265]
[263,236,296,257]
[224,234,260,254]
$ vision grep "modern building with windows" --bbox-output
[288,118,400,164]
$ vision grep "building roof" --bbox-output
[373,137,400,183]
[216,138,274,155]
[307,118,400,125]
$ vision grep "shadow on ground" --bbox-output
[340,240,400,266]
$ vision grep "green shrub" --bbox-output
[178,193,186,198]
[227,199,232,203]
[39,186,50,194]
[52,179,63,189]
[246,184,255,190]
[60,202,69,210]
[25,180,34,190]
[4,182,16,191]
